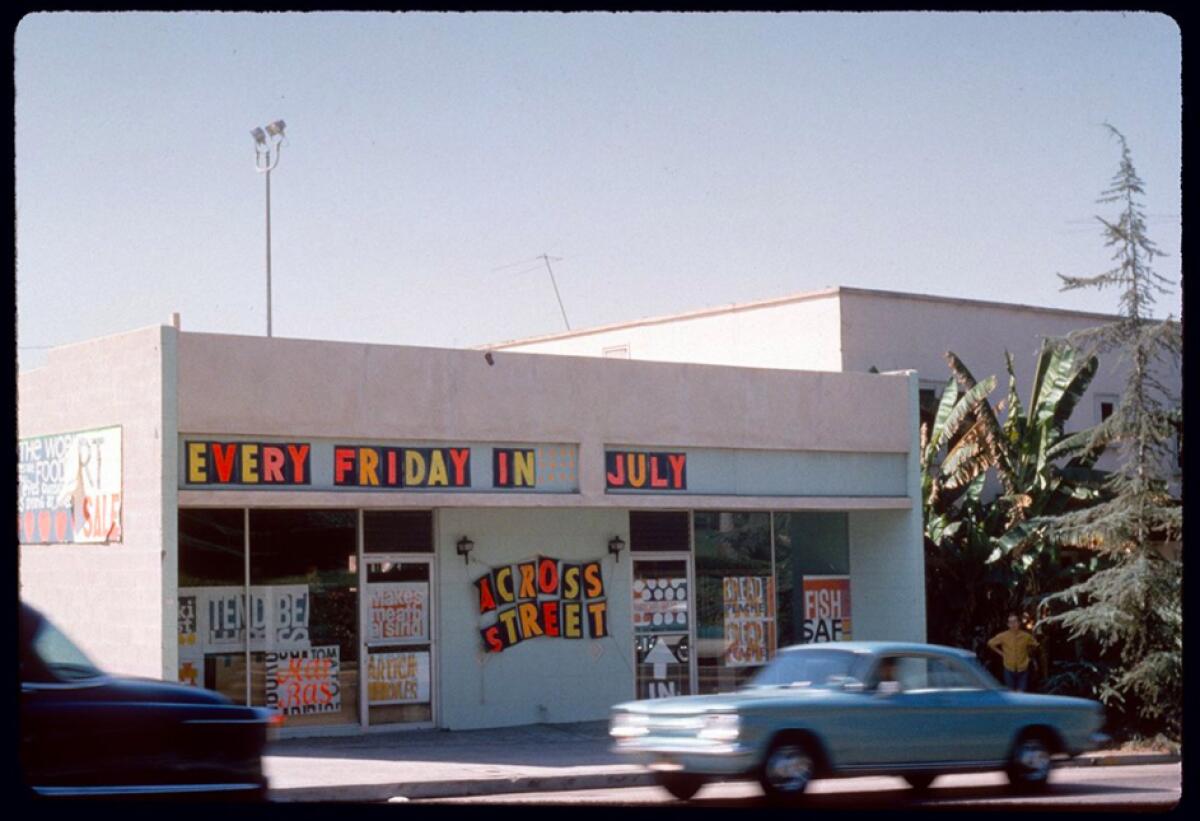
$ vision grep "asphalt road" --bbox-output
[408,763,1181,809]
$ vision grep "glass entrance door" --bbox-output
[361,555,434,727]
[632,557,693,699]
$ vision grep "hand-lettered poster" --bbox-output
[265,645,341,716]
[723,576,776,667]
[636,634,690,699]
[178,585,311,652]
[368,583,429,642]
[367,651,431,705]
[802,576,852,643]
[633,577,689,633]
[18,426,122,544]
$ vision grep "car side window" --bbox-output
[926,657,985,691]
[867,655,927,692]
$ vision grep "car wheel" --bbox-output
[904,773,936,791]
[1006,733,1052,792]
[655,772,706,801]
[759,738,817,802]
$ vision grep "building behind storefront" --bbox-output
[19,322,924,734]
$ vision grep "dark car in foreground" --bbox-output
[19,602,279,800]
[611,641,1108,802]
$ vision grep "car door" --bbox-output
[923,655,1011,763]
[842,654,958,766]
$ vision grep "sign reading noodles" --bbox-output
[723,576,776,667]
[367,651,430,705]
[368,583,428,642]
[802,576,852,643]
[265,645,341,716]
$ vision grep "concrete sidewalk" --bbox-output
[264,721,1181,803]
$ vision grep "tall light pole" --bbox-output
[251,120,286,337]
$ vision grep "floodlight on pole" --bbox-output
[251,120,286,337]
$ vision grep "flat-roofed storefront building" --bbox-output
[18,323,924,734]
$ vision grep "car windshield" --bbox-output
[744,649,868,690]
[31,617,104,681]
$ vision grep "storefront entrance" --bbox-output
[632,555,694,699]
[360,555,436,729]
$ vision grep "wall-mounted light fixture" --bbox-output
[608,535,626,563]
[456,536,475,565]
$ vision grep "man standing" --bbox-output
[988,613,1039,692]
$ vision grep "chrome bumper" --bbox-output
[611,737,759,776]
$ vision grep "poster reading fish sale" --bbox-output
[367,583,428,642]
[723,576,775,667]
[802,576,852,643]
[265,645,341,716]
[367,651,430,705]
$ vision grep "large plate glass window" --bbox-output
[248,509,359,728]
[177,508,247,702]
[693,511,773,694]
[773,512,851,646]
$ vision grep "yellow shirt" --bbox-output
[988,629,1039,672]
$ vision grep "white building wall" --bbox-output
[436,507,631,730]
[491,290,843,372]
[17,325,175,678]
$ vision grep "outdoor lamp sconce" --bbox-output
[608,535,626,563]
[456,536,475,565]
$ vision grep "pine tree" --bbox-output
[1038,125,1182,741]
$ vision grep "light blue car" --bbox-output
[610,641,1108,802]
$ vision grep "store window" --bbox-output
[178,509,246,701]
[693,511,773,694]
[630,510,690,551]
[774,512,851,647]
[248,510,358,728]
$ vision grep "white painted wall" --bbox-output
[436,507,631,730]
[18,325,176,678]
[491,291,844,372]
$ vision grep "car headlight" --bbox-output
[697,712,740,741]
[610,712,650,738]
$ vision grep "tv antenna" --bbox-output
[539,254,571,331]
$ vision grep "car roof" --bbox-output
[777,641,977,659]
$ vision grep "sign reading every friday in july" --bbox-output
[475,556,609,652]
[180,439,578,492]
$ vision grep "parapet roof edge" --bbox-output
[483,287,842,349]
[482,285,1144,350]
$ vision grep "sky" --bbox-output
[15,11,1182,372]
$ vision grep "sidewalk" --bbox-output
[264,721,1181,803]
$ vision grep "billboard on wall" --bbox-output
[18,426,122,544]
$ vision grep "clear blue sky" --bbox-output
[15,11,1182,371]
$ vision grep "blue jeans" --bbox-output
[1004,668,1030,691]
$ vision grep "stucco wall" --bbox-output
[490,291,844,372]
[17,325,175,678]
[436,507,632,729]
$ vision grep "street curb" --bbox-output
[1057,753,1180,768]
[270,771,658,803]
[268,754,1179,802]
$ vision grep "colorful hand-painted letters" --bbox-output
[605,450,687,490]
[477,556,608,651]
